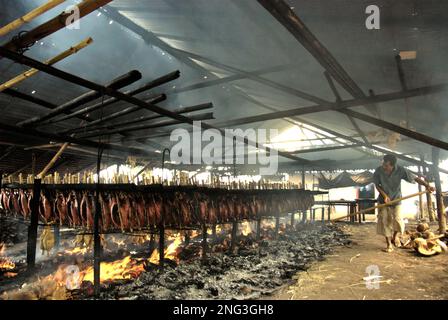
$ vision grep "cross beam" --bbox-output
[0,47,311,165]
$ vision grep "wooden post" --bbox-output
[275,216,280,238]
[27,178,41,271]
[31,152,36,179]
[422,155,436,221]
[159,226,165,270]
[321,207,325,223]
[93,148,103,298]
[290,212,295,227]
[212,224,217,241]
[230,221,238,253]
[184,231,190,246]
[53,224,60,251]
[432,147,446,234]
[356,203,362,223]
[149,230,155,253]
[201,224,208,260]
[417,165,424,220]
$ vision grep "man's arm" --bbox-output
[373,168,390,203]
[414,176,435,192]
[375,184,390,203]
[401,166,435,192]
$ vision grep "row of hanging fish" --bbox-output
[0,187,314,231]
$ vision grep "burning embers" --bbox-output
[81,256,146,285]
[0,186,317,301]
[1,220,269,299]
[149,233,183,265]
[1,222,352,300]
[0,243,16,277]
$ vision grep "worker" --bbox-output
[373,154,434,252]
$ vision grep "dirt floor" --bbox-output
[272,222,448,300]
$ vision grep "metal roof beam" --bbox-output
[0,47,312,165]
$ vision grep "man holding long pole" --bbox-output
[374,154,434,252]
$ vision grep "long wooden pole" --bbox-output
[37,142,70,179]
[0,0,66,37]
[0,37,93,92]
[2,0,112,53]
[331,190,431,222]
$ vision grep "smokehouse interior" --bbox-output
[0,0,448,302]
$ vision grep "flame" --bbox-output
[241,222,252,236]
[149,233,183,265]
[3,272,17,278]
[63,246,90,255]
[166,232,181,241]
[129,235,150,245]
[110,236,125,247]
[262,220,276,229]
[0,243,15,271]
[0,258,15,271]
[206,226,224,236]
[81,256,145,284]
[2,264,72,300]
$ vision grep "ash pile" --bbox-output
[95,224,350,300]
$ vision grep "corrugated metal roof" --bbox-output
[0,0,447,175]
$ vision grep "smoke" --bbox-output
[1,0,447,167]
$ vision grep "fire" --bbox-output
[3,272,17,278]
[262,220,276,229]
[241,222,252,236]
[81,256,145,284]
[0,243,15,271]
[63,246,90,255]
[0,258,15,271]
[2,264,70,300]
[190,230,200,238]
[129,235,150,245]
[149,233,183,264]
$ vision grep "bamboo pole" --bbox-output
[0,0,66,37]
[0,37,93,92]
[2,0,112,53]
[331,190,431,222]
[37,142,70,179]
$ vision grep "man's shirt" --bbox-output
[373,165,416,204]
